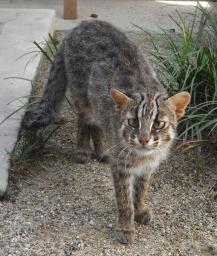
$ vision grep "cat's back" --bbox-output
[67,20,128,45]
[63,20,138,65]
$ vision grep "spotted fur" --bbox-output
[21,20,190,244]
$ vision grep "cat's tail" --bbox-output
[22,44,67,129]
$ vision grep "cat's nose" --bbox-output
[138,135,150,145]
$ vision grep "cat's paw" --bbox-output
[135,208,152,225]
[117,229,135,244]
[73,152,90,164]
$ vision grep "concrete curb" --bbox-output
[0,8,55,197]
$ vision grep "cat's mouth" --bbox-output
[132,144,156,156]
[132,141,156,150]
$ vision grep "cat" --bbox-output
[21,20,190,244]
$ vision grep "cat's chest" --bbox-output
[128,158,160,177]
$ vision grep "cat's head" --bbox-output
[111,88,190,157]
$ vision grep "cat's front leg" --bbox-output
[0,168,8,199]
[134,175,152,225]
[112,167,135,244]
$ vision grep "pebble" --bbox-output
[89,220,95,225]
[107,223,113,228]
[64,238,84,254]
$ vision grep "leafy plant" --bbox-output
[33,33,58,63]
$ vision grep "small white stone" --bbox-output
[89,220,95,225]
[107,223,113,228]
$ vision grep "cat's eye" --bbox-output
[128,118,139,128]
[153,120,166,130]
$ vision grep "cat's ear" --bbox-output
[166,91,191,119]
[110,88,131,111]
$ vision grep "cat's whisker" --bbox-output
[98,143,121,161]
[124,147,132,172]
[116,146,129,168]
[173,138,184,141]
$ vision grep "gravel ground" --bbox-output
[0,31,217,256]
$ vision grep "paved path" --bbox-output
[0,0,211,31]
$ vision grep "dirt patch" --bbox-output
[0,31,216,256]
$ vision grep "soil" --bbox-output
[0,31,216,256]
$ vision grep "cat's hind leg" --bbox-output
[133,175,152,225]
[90,125,109,163]
[74,114,92,164]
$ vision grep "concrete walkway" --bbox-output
[0,9,55,196]
[0,0,211,31]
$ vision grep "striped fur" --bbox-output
[119,92,175,157]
